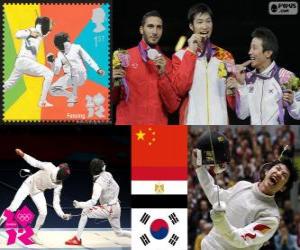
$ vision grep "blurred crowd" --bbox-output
[188,126,300,250]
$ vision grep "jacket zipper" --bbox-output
[205,61,209,124]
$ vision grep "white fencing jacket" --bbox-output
[53,43,99,77]
[16,25,44,60]
[23,153,65,218]
[196,167,280,250]
[76,171,120,209]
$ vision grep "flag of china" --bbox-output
[132,126,187,195]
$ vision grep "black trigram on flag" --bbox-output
[168,212,179,225]
[140,234,150,246]
[168,234,179,246]
[140,212,151,225]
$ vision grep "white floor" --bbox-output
[0,229,131,249]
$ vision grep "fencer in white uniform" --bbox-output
[0,149,71,244]
[65,158,130,246]
[3,17,54,107]
[47,32,104,106]
[193,131,298,250]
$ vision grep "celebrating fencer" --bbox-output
[3,17,54,108]
[0,149,72,245]
[193,131,298,249]
[47,32,105,107]
[65,158,131,246]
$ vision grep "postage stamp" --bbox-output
[2,2,110,122]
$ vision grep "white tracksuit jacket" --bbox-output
[174,49,230,125]
[236,61,300,125]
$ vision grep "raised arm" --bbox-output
[157,57,181,113]
[193,149,231,205]
[16,29,41,39]
[233,61,252,120]
[16,148,48,170]
[15,29,31,39]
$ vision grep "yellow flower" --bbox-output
[112,49,129,87]
[287,76,300,91]
[112,49,129,69]
[112,50,121,69]
[218,62,227,78]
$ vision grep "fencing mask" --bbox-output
[54,32,70,52]
[89,158,106,176]
[35,17,52,36]
[196,131,230,174]
[196,131,230,165]
[56,163,71,181]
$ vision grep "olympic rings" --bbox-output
[16,213,32,222]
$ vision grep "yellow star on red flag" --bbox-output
[147,127,156,146]
[136,130,146,141]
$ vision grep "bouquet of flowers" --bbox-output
[112,49,129,87]
[218,62,241,95]
[218,62,239,79]
[281,75,300,92]
[218,62,228,79]
[278,69,300,105]
[112,49,130,101]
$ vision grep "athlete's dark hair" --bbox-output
[188,3,213,24]
[141,10,162,26]
[251,27,279,61]
[260,159,298,192]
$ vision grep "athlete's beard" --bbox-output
[143,36,160,48]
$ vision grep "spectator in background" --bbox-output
[194,222,213,250]
[283,200,295,230]
[274,224,299,250]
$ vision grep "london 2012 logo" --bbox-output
[3,206,35,245]
[269,1,298,15]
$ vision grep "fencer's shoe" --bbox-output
[31,234,43,245]
[39,100,53,108]
[65,236,82,245]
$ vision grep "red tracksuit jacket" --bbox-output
[114,40,179,125]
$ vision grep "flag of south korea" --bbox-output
[132,209,187,250]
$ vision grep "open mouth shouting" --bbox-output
[269,175,279,186]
